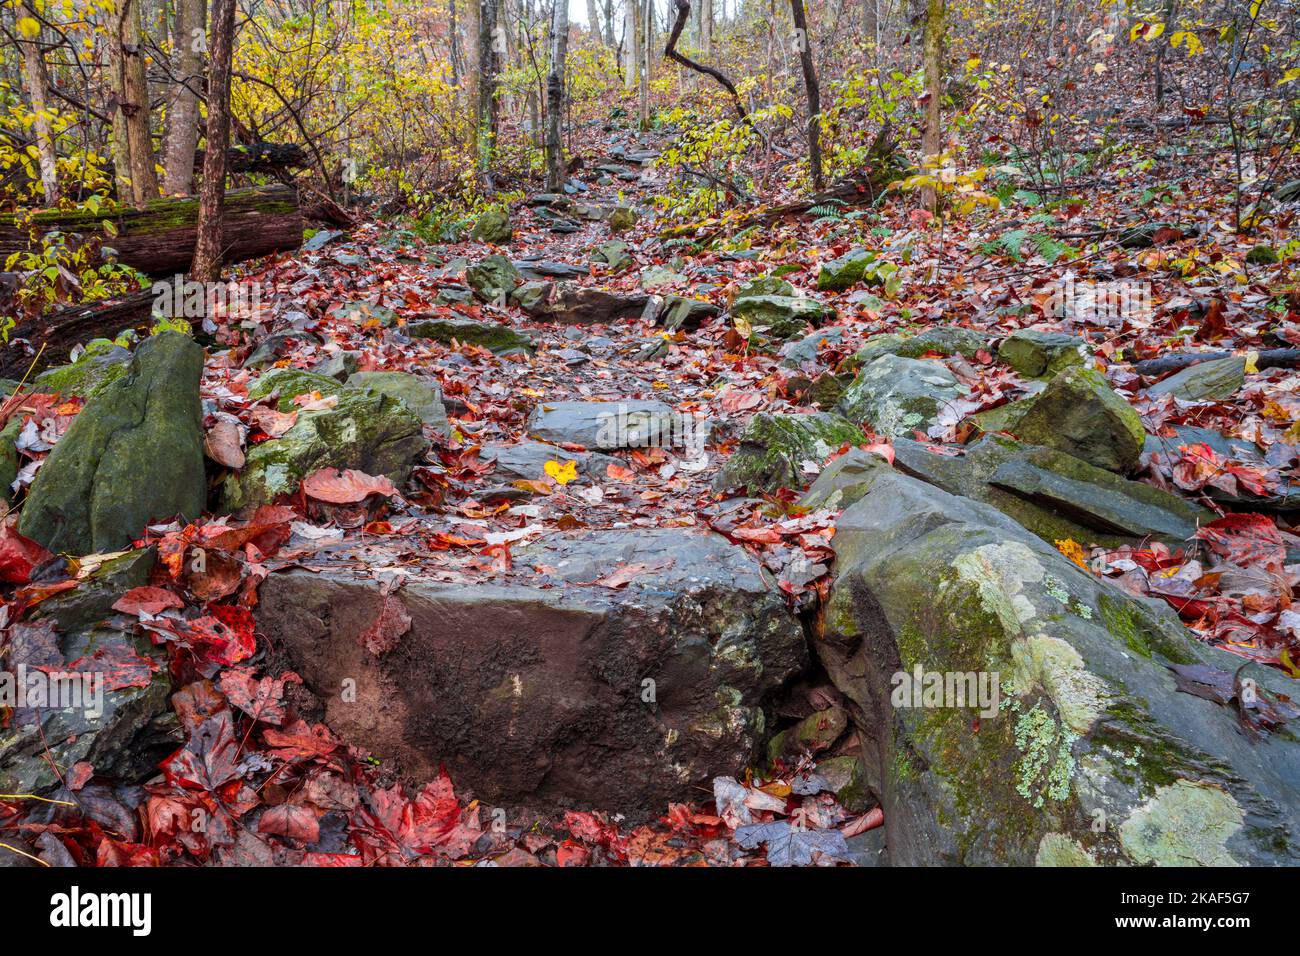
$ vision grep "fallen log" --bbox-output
[0,184,303,277]
[196,141,308,174]
[0,289,159,379]
[1134,348,1300,377]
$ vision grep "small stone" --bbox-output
[465,255,522,303]
[470,208,513,244]
[406,318,535,354]
[732,295,835,340]
[836,353,965,437]
[714,412,863,494]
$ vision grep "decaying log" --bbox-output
[0,289,159,379]
[196,141,308,174]
[1134,348,1300,377]
[0,184,303,277]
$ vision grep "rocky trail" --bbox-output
[2,119,1300,868]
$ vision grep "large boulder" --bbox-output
[714,412,863,494]
[20,332,206,555]
[32,339,133,400]
[1012,366,1144,473]
[222,386,427,512]
[811,466,1300,865]
[836,353,966,437]
[256,529,807,813]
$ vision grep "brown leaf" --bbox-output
[302,467,399,504]
[203,420,246,469]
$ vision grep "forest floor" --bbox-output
[2,104,1299,867]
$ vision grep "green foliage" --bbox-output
[2,232,144,337]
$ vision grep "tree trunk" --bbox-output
[789,0,823,189]
[625,0,640,91]
[477,0,502,185]
[638,0,650,127]
[920,0,945,213]
[861,0,877,50]
[545,0,571,191]
[162,0,205,196]
[0,185,302,277]
[110,0,158,206]
[586,0,601,40]
[700,0,713,57]
[17,1,58,206]
[192,0,237,282]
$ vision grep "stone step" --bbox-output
[256,529,806,815]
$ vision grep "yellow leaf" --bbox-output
[543,459,577,486]
[1055,538,1089,570]
[1244,350,1259,374]
[733,313,752,339]
[17,17,40,40]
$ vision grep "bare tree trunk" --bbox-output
[162,0,205,196]
[789,0,823,189]
[639,0,650,127]
[586,0,602,40]
[465,0,480,115]
[17,1,58,205]
[700,0,713,57]
[545,0,570,191]
[477,0,502,185]
[625,0,641,91]
[450,0,462,89]
[192,0,236,282]
[861,0,877,51]
[921,0,944,213]
[110,0,158,206]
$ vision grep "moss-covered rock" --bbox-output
[465,255,521,303]
[249,367,345,411]
[737,276,795,299]
[841,326,994,373]
[713,412,862,494]
[0,414,21,507]
[593,240,633,272]
[999,329,1088,378]
[470,208,513,244]
[837,353,966,437]
[606,205,639,232]
[732,294,836,340]
[32,339,133,400]
[1013,366,1144,473]
[347,370,449,434]
[222,387,427,512]
[815,754,872,813]
[406,317,535,354]
[813,466,1300,865]
[19,332,206,555]
[817,248,877,291]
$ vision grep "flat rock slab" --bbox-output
[527,399,683,450]
[257,529,806,814]
[482,440,620,484]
